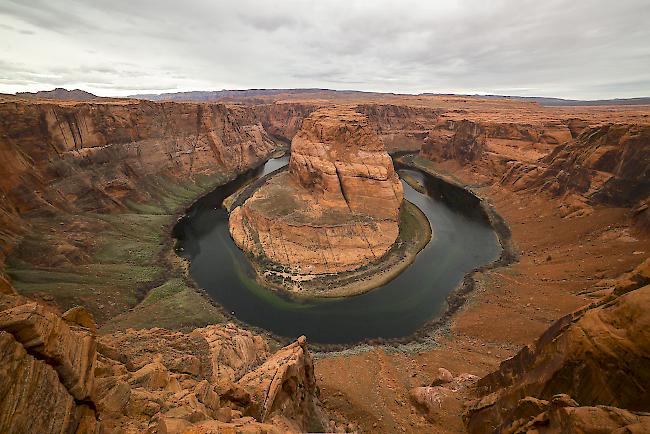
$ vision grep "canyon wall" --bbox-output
[229,107,404,279]
[418,118,650,220]
[420,119,488,163]
[500,123,650,207]
[0,99,279,266]
[419,119,573,170]
[356,103,441,151]
[250,102,319,142]
[1,94,649,432]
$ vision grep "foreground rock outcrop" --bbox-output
[464,259,650,433]
[0,282,325,433]
[97,325,324,433]
[0,294,98,433]
[229,107,404,281]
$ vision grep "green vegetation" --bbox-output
[399,171,427,194]
[141,278,186,306]
[6,173,230,330]
[399,200,432,251]
[100,285,227,333]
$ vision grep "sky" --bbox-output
[1,0,649,99]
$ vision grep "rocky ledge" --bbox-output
[0,283,331,433]
[463,258,650,433]
[229,107,412,295]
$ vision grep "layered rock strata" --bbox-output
[500,123,650,208]
[0,99,278,266]
[356,103,441,151]
[419,118,573,168]
[0,295,99,433]
[229,107,404,279]
[0,283,325,433]
[464,259,650,433]
[420,119,488,163]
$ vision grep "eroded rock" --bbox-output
[500,124,650,214]
[0,296,99,433]
[464,273,650,433]
[421,119,487,163]
[229,107,404,280]
[95,324,323,433]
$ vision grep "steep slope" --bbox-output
[0,286,326,433]
[356,103,441,151]
[464,259,650,433]
[0,99,278,266]
[500,123,650,208]
[229,107,404,290]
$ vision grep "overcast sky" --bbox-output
[1,0,649,99]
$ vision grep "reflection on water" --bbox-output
[173,157,501,344]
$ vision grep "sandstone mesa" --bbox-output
[229,107,404,282]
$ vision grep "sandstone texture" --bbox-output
[251,102,318,142]
[420,118,573,171]
[500,123,650,211]
[464,259,650,433]
[421,119,488,163]
[357,103,441,151]
[96,325,324,433]
[0,99,278,266]
[0,282,325,433]
[0,293,99,434]
[1,91,650,433]
[230,107,404,278]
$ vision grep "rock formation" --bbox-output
[229,108,403,281]
[251,102,318,142]
[0,293,99,433]
[463,259,650,433]
[501,123,650,207]
[16,88,99,101]
[420,119,488,163]
[419,119,573,169]
[1,91,649,433]
[0,283,325,433]
[498,123,650,219]
[0,99,278,266]
[96,325,324,433]
[356,103,441,151]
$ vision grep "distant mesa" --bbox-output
[16,88,98,101]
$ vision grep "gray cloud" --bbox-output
[0,0,648,98]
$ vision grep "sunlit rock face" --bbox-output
[229,107,404,276]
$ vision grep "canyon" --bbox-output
[0,89,649,433]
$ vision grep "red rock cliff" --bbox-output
[0,99,279,265]
[229,107,404,279]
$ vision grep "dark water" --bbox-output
[173,157,501,344]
